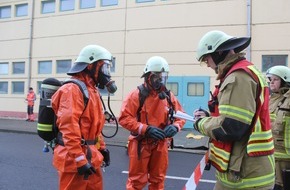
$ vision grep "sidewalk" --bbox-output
[0,118,209,154]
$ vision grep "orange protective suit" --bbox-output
[52,73,105,190]
[119,86,185,190]
[26,90,36,121]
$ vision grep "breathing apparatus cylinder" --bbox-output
[37,78,62,142]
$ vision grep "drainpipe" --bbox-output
[27,0,35,89]
[246,0,252,61]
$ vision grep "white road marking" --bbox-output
[121,171,216,184]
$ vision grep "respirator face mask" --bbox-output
[150,72,168,91]
[98,60,117,94]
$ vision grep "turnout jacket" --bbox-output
[270,88,290,159]
[195,54,275,189]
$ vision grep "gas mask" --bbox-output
[98,60,117,94]
[149,72,168,91]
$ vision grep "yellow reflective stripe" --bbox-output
[248,65,268,88]
[247,141,274,153]
[219,104,254,124]
[210,143,230,171]
[254,118,262,132]
[216,155,275,189]
[197,117,210,135]
[37,123,53,131]
[270,113,276,121]
[275,151,290,158]
[285,116,290,152]
[248,65,267,102]
[248,130,272,141]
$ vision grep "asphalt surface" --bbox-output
[0,118,209,154]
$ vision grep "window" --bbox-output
[80,0,96,9]
[56,59,71,73]
[136,0,154,3]
[0,6,11,19]
[111,57,116,72]
[12,62,25,74]
[42,0,55,14]
[166,82,178,96]
[0,62,9,75]
[60,0,75,11]
[262,55,288,72]
[188,82,204,96]
[38,60,52,74]
[101,0,118,6]
[37,81,42,94]
[12,81,24,94]
[0,82,8,94]
[15,4,28,17]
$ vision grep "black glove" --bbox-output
[193,118,202,132]
[77,163,96,180]
[100,148,110,167]
[145,126,166,140]
[164,125,178,137]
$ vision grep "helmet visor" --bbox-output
[152,72,168,85]
[101,60,112,76]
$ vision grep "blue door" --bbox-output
[167,76,210,128]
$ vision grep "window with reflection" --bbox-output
[166,82,178,96]
[262,55,288,72]
[56,59,71,73]
[0,62,9,75]
[38,60,52,74]
[0,82,8,94]
[16,4,28,17]
[42,0,55,14]
[12,81,24,94]
[188,82,204,96]
[13,62,25,74]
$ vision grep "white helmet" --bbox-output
[196,30,251,61]
[266,65,290,83]
[67,45,113,75]
[142,56,169,77]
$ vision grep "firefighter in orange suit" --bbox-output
[119,56,185,190]
[25,87,36,121]
[193,30,275,190]
[266,65,290,190]
[51,45,117,190]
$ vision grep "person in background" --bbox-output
[266,65,290,190]
[51,45,117,190]
[25,87,36,122]
[193,30,275,190]
[119,56,185,190]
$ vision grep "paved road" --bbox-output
[0,132,216,190]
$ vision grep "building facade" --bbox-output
[0,0,289,127]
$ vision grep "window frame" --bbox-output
[15,3,28,17]
[12,81,25,94]
[38,60,52,74]
[12,62,25,74]
[262,55,288,72]
[60,0,75,12]
[41,0,55,14]
[0,5,11,19]
[0,81,8,94]
[0,62,9,75]
[101,0,118,6]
